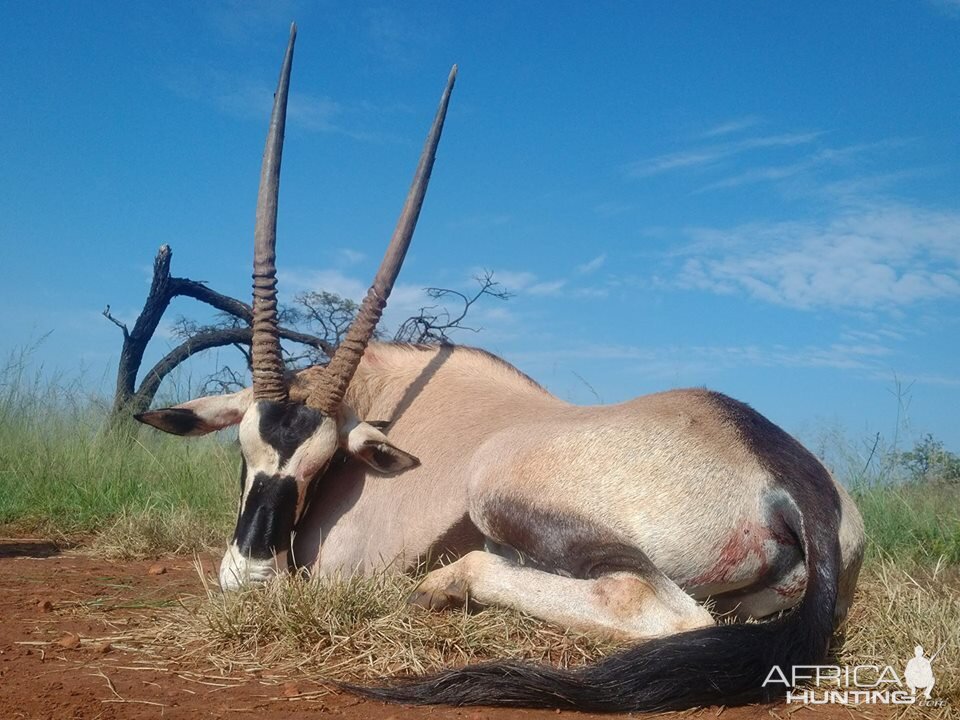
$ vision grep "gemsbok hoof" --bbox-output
[408,578,468,611]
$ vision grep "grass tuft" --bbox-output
[161,566,617,681]
[838,559,960,706]
[120,558,959,709]
[87,506,228,559]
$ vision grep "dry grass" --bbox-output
[91,557,951,717]
[86,507,225,559]
[838,559,960,709]
[144,562,617,683]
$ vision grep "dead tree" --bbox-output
[105,246,507,431]
[103,245,329,432]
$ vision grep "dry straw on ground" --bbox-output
[837,559,959,714]
[97,556,956,718]
[163,562,619,680]
[87,507,224,559]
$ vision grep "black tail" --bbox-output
[347,497,841,712]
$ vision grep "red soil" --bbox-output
[0,538,887,720]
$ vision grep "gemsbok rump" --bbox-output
[136,26,866,712]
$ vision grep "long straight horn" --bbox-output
[251,24,296,402]
[309,65,458,414]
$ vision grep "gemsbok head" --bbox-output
[135,25,457,589]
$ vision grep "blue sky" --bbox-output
[1,2,958,454]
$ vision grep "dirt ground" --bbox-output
[0,538,894,720]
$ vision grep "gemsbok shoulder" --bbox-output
[137,26,866,712]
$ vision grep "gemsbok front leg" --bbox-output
[410,548,713,641]
[413,495,715,640]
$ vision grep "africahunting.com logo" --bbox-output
[763,644,947,706]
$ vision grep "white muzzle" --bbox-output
[219,544,288,591]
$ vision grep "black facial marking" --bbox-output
[233,472,298,559]
[257,401,325,466]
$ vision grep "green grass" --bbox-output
[0,363,235,553]
[852,481,960,565]
[1,359,958,565]
[812,419,960,566]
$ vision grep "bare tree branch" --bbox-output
[127,325,331,416]
[394,271,511,344]
[104,244,330,433]
[169,278,253,322]
[105,246,508,435]
[293,291,360,348]
[201,365,248,395]
[232,342,252,370]
[106,246,176,426]
[133,327,253,410]
[102,305,129,339]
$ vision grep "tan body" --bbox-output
[137,38,863,705]
[293,343,865,638]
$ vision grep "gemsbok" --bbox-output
[137,26,866,712]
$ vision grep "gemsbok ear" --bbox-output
[346,421,420,475]
[135,390,252,436]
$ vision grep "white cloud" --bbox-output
[816,169,929,202]
[528,280,566,296]
[675,204,960,311]
[474,305,515,323]
[626,132,822,178]
[337,249,366,266]
[701,116,763,138]
[695,140,911,193]
[514,338,900,380]
[164,68,391,141]
[841,328,907,344]
[574,286,610,299]
[577,253,607,274]
[487,270,566,296]
[491,270,537,291]
[280,268,367,301]
[279,267,428,323]
[287,92,343,133]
